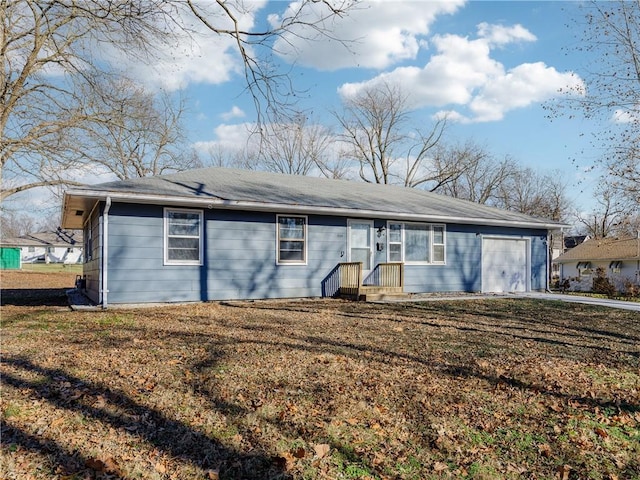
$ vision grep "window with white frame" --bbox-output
[164,208,202,265]
[433,225,445,262]
[387,222,446,264]
[388,223,402,262]
[277,215,306,264]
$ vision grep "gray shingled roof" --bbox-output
[62,167,565,229]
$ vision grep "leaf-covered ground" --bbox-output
[1,271,639,479]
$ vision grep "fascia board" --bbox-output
[63,189,569,230]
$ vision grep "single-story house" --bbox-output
[0,230,83,265]
[60,167,566,307]
[555,236,640,292]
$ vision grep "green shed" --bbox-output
[0,247,21,270]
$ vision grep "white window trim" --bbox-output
[387,222,403,264]
[276,214,308,265]
[431,224,446,264]
[386,221,446,265]
[164,207,203,266]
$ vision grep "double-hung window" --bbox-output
[277,215,307,264]
[164,208,202,265]
[387,222,446,264]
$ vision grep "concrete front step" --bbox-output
[359,285,405,302]
[338,285,405,301]
[359,292,410,302]
[360,285,403,294]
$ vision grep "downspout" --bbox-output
[545,231,551,292]
[101,197,112,309]
[637,231,640,283]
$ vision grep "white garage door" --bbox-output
[482,238,529,293]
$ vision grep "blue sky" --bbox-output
[162,1,600,212]
[12,0,608,222]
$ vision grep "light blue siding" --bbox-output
[104,204,349,303]
[98,202,549,303]
[82,207,102,303]
[401,224,484,293]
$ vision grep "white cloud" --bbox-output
[221,106,246,121]
[108,1,268,91]
[476,22,537,46]
[612,108,639,124]
[270,0,465,70]
[339,23,584,123]
[193,123,259,154]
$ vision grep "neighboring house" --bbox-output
[0,230,83,265]
[555,236,640,292]
[60,167,566,306]
[550,233,590,280]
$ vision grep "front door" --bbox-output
[348,220,374,274]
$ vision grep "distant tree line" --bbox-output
[2,0,638,239]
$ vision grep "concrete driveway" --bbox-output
[383,291,640,312]
[517,292,640,312]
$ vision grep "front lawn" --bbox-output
[1,297,638,479]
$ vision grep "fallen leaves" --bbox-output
[85,456,121,476]
[594,426,609,439]
[537,443,552,457]
[1,292,639,480]
[556,464,572,480]
[313,443,331,459]
[433,461,448,472]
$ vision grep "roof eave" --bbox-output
[556,256,640,263]
[62,189,568,230]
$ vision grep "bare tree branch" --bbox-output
[334,82,453,188]
[549,0,640,204]
[1,0,359,202]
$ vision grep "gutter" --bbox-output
[101,197,112,309]
[546,230,551,293]
[64,190,569,231]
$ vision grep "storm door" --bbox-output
[348,220,374,274]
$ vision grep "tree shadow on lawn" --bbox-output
[1,356,287,480]
[217,300,640,363]
[402,300,640,344]
[67,301,638,417]
[1,420,100,478]
[221,298,640,346]
[6,300,637,478]
[179,318,639,478]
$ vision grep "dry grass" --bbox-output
[1,272,639,480]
